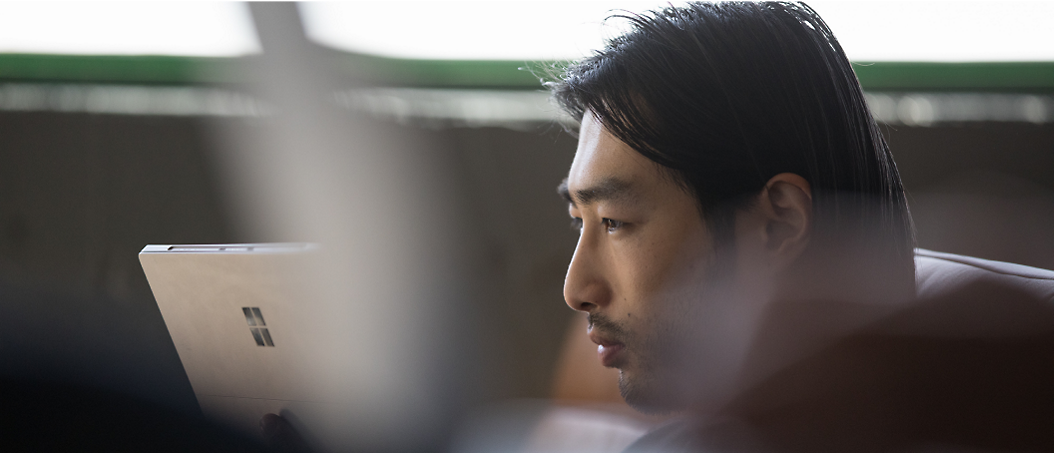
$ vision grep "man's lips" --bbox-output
[589,331,625,368]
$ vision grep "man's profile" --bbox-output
[549,2,1054,452]
[553,0,913,412]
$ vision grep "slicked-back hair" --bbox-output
[550,1,915,280]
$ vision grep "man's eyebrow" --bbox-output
[557,177,635,207]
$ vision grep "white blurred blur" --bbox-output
[207,4,476,451]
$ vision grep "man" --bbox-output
[555,0,913,413]
[552,2,1054,452]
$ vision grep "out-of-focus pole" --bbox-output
[211,3,471,451]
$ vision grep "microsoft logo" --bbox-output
[242,307,274,347]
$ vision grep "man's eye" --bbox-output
[602,218,624,233]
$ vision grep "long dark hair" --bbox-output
[549,1,915,280]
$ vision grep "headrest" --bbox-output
[916,249,1054,304]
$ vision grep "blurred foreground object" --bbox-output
[537,249,1054,452]
[707,250,1054,452]
[0,377,264,452]
[200,3,477,452]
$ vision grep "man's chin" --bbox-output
[618,369,690,415]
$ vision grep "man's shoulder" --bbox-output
[622,416,768,453]
[623,417,701,453]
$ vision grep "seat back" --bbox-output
[917,249,1054,303]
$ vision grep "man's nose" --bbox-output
[563,237,610,313]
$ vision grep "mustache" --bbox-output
[587,313,627,339]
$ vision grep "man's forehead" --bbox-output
[564,147,636,204]
[568,116,650,185]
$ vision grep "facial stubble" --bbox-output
[588,301,702,415]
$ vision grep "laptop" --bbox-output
[140,243,361,450]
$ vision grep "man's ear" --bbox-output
[759,173,812,264]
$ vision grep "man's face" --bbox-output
[562,113,749,413]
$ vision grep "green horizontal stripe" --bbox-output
[853,62,1054,93]
[0,53,1051,92]
[337,54,556,89]
[0,54,234,85]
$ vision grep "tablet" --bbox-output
[140,243,355,450]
